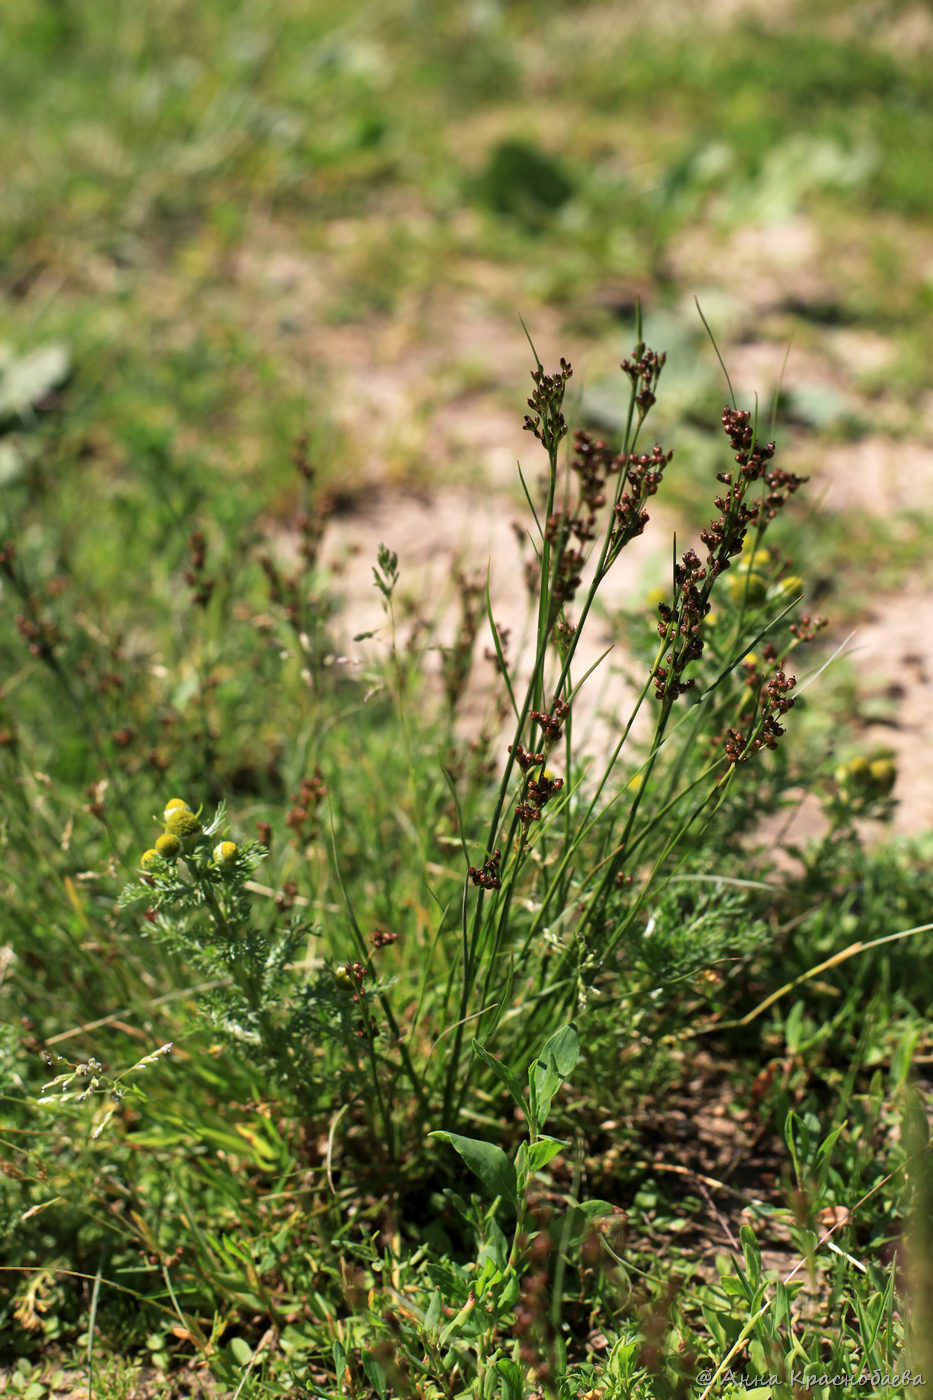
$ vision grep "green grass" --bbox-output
[3,2,933,1396]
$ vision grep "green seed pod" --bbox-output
[165,808,202,847]
[335,967,355,992]
[155,832,182,860]
[140,849,160,870]
[163,797,191,823]
[213,840,238,865]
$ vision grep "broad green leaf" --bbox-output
[423,1289,442,1332]
[740,1223,762,1286]
[559,1199,618,1249]
[526,1135,569,1173]
[497,1273,520,1311]
[478,1215,509,1271]
[228,1336,252,1365]
[472,1039,526,1115]
[361,1352,388,1398]
[430,1131,517,1206]
[425,1261,471,1302]
[529,1059,561,1129]
[495,1357,525,1400]
[540,1023,579,1077]
[474,1254,501,1296]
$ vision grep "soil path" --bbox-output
[254,219,933,842]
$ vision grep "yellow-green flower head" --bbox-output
[140,848,160,870]
[868,757,896,795]
[155,832,182,860]
[165,808,202,846]
[774,575,804,600]
[163,798,191,823]
[740,541,771,569]
[214,840,238,865]
[728,572,768,605]
[335,966,355,992]
[835,755,871,793]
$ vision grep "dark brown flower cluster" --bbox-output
[510,742,545,772]
[722,654,797,764]
[468,848,501,890]
[84,778,106,821]
[621,340,666,422]
[515,770,564,826]
[720,406,806,519]
[285,770,327,843]
[483,620,511,676]
[567,429,610,542]
[523,357,572,454]
[654,549,708,700]
[543,510,584,608]
[274,879,299,912]
[654,408,807,703]
[611,444,671,551]
[530,697,570,745]
[183,530,215,609]
[370,929,398,950]
[789,613,827,643]
[538,432,672,616]
[15,611,58,660]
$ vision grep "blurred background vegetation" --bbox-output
[3,0,933,1389]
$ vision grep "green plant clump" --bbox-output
[1,323,931,1396]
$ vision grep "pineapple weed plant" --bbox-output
[2,329,932,1399]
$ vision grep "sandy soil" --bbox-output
[247,206,933,844]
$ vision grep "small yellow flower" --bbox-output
[834,755,872,795]
[155,832,182,860]
[774,575,804,600]
[213,840,238,865]
[868,757,896,795]
[740,540,771,569]
[140,849,160,870]
[727,572,768,605]
[165,809,202,847]
[163,798,191,823]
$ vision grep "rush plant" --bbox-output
[116,321,825,1175]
